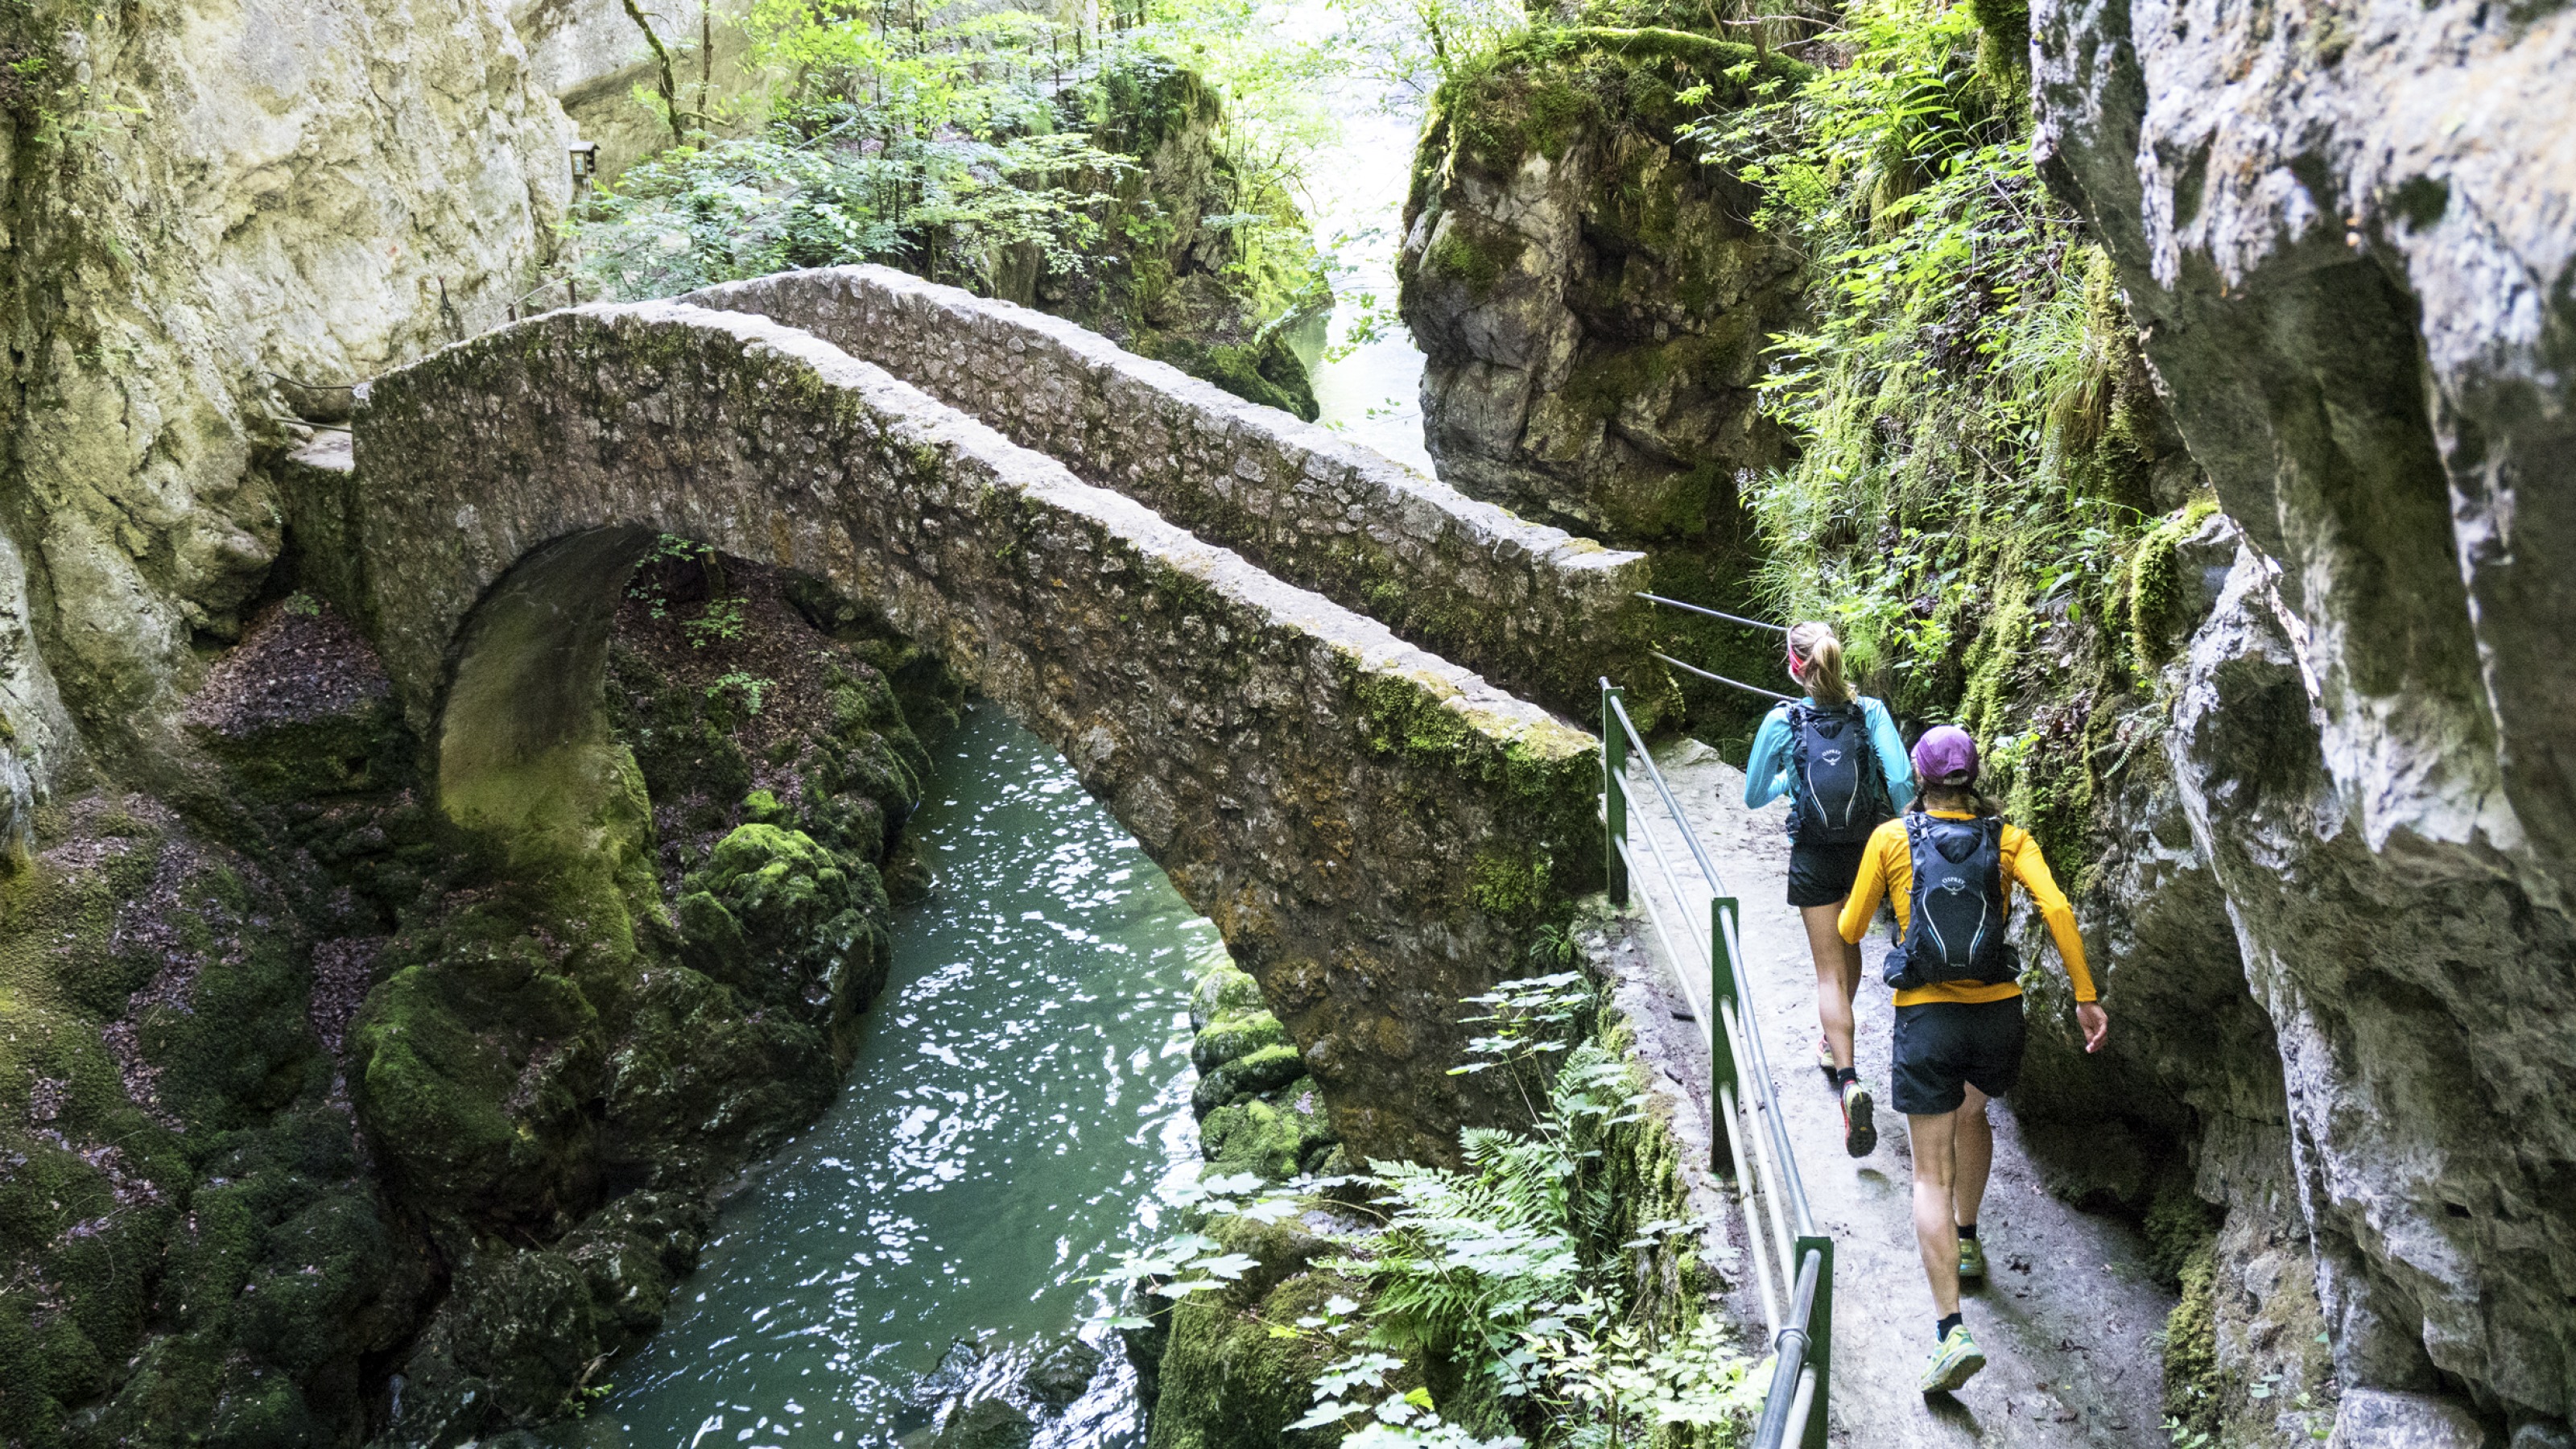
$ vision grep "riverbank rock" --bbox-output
[935,1397,1037,1449]
[1187,951,1340,1180]
[1022,1339,1106,1408]
[678,822,893,1051]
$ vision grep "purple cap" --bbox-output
[1912,725,1979,786]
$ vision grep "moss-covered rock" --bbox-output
[0,787,439,1447]
[679,821,892,1048]
[1201,1080,1339,1181]
[1041,57,1328,421]
[1191,1009,1290,1074]
[1397,14,1809,753]
[1140,1253,1373,1449]
[349,931,605,1228]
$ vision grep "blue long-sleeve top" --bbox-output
[1742,696,1916,813]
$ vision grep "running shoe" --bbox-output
[1920,1324,1988,1394]
[1839,1080,1876,1158]
[1817,1035,1837,1083]
[1956,1236,1987,1283]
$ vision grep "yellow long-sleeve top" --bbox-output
[1836,810,2098,1007]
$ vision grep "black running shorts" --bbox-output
[1786,840,1868,908]
[1890,997,2027,1116]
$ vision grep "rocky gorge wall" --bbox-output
[689,266,1660,722]
[1394,24,1814,744]
[1392,0,2576,1440]
[2029,0,2576,1436]
[0,6,587,1435]
[0,0,575,783]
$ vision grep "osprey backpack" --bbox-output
[1785,702,1890,845]
[1888,813,2021,990]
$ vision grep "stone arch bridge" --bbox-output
[285,268,1666,1162]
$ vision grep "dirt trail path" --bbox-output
[1606,738,2174,1448]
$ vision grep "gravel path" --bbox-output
[1608,738,2175,1448]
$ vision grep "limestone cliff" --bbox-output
[2031,0,2576,1435]
[0,0,572,777]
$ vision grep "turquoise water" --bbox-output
[549,705,1214,1449]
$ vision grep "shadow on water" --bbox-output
[546,704,1215,1449]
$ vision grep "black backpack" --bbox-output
[1785,703,1890,846]
[1886,813,2021,991]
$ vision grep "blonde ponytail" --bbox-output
[1788,621,1855,707]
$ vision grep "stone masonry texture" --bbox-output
[318,301,1602,1165]
[685,266,1660,724]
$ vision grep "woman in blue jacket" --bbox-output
[1741,621,1914,1156]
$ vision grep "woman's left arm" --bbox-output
[1864,699,1916,810]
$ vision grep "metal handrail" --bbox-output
[1600,678,1833,1449]
[1655,650,1797,704]
[1636,592,1789,635]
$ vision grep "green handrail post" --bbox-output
[1798,1235,1834,1449]
[1601,681,1629,906]
[1710,894,1740,1174]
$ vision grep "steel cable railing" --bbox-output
[1600,679,1833,1449]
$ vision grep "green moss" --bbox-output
[1963,0,2030,90]
[1131,329,1323,421]
[1422,220,1526,300]
[1349,672,1476,761]
[1467,844,1553,922]
[675,823,890,1064]
[2162,1237,2221,1439]
[1145,1266,1384,1449]
[1191,1009,1289,1074]
[2128,494,2222,671]
[348,931,604,1224]
[2142,1174,2221,1285]
[1201,1078,1337,1180]
[1434,25,1806,178]
[599,962,837,1183]
[1191,948,1269,1026]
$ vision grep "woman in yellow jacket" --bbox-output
[1837,725,2108,1396]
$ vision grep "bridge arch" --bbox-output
[321,301,1600,1161]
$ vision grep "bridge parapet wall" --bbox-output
[338,300,1599,1163]
[686,266,1666,724]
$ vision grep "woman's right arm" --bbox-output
[1741,706,1793,808]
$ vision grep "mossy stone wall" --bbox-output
[331,301,1600,1165]
[687,266,1658,725]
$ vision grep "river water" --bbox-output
[548,38,1422,1447]
[1298,2,1435,470]
[547,706,1217,1449]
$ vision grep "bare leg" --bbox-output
[1952,1084,1994,1229]
[1799,903,1862,1070]
[1907,1108,1962,1317]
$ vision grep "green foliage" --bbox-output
[706,671,771,714]
[1686,0,2194,874]
[1324,0,1531,103]
[562,0,1332,413]
[568,127,1131,302]
[1112,973,1735,1449]
[1316,1041,1751,1447]
[2160,1237,2220,1441]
